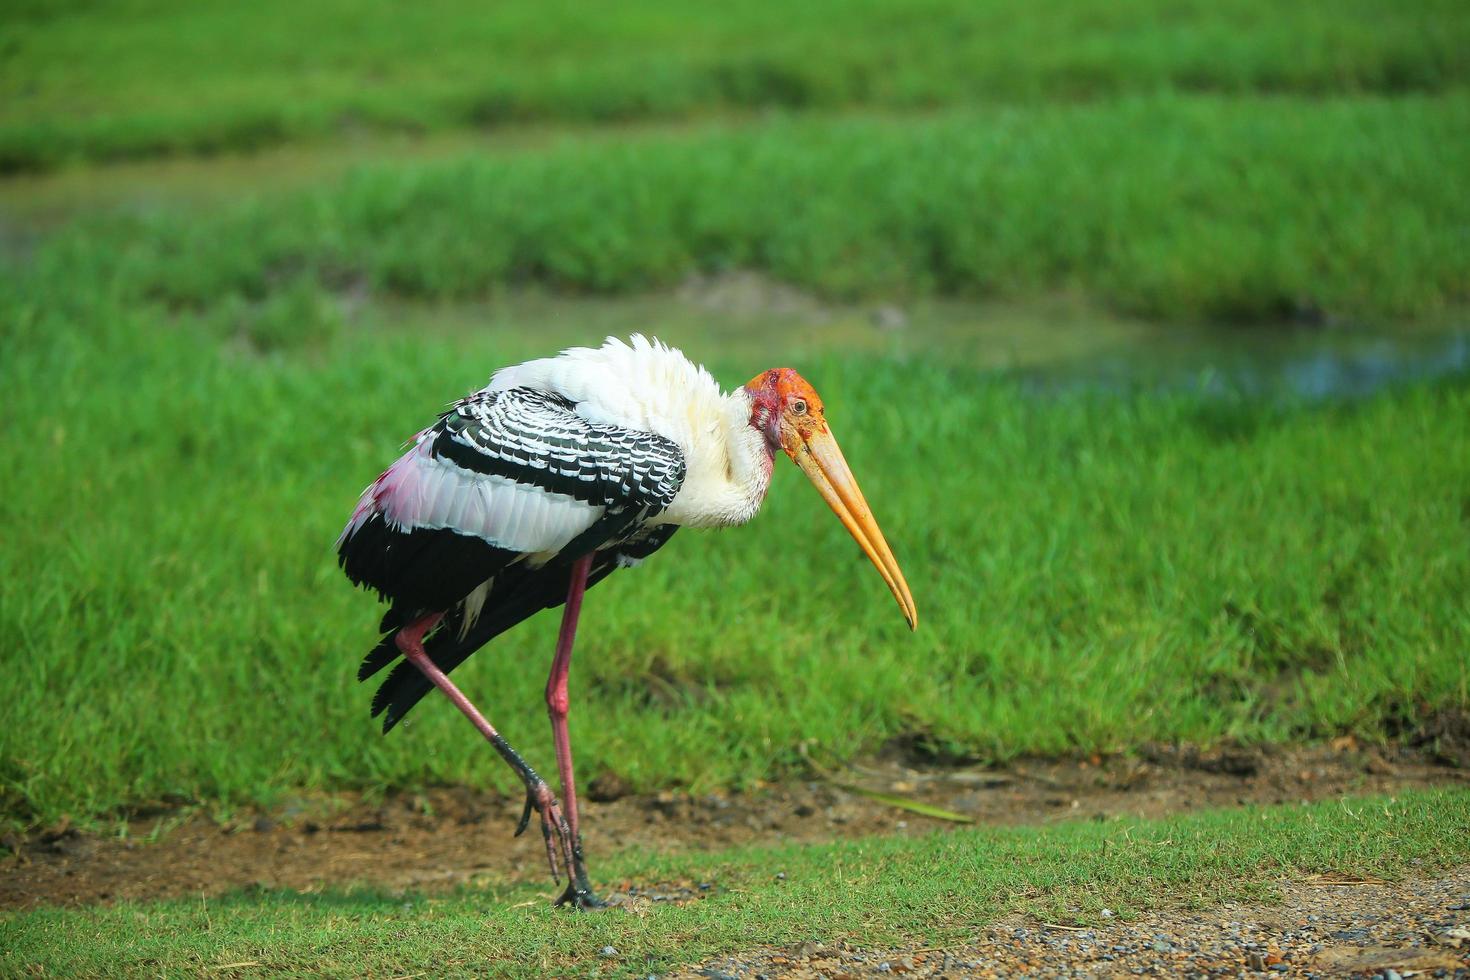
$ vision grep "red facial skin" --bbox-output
[744,368,827,457]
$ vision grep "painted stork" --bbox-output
[337,335,916,908]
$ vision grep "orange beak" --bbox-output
[787,427,918,630]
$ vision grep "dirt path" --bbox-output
[4,739,1465,910]
[678,868,1470,978]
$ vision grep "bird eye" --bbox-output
[791,398,808,415]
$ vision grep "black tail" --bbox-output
[361,556,620,732]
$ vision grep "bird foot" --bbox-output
[554,882,608,910]
[512,781,605,908]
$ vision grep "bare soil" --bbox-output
[4,737,1465,910]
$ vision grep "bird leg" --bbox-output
[544,553,604,909]
[394,612,579,894]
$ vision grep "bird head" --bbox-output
[745,368,918,630]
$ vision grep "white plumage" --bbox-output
[364,442,603,557]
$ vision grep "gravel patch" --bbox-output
[674,866,1470,978]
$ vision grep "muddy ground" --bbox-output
[4,736,1466,910]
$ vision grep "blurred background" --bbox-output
[1,0,1466,831]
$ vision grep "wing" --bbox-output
[338,386,687,731]
[338,386,686,616]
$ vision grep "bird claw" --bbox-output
[514,794,534,838]
[516,781,572,886]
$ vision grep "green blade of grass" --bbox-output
[831,783,976,824]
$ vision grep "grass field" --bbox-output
[5,790,1468,976]
[33,93,1470,322]
[3,241,1468,828]
[5,0,1466,172]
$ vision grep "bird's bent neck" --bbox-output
[661,388,774,528]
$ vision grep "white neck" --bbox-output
[661,389,774,528]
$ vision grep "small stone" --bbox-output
[877,963,892,973]
[1384,970,1403,980]
[1100,909,1115,918]
[599,945,618,958]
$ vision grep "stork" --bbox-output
[337,335,916,908]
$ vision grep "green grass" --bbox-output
[5,790,1468,977]
[4,0,1466,172]
[36,92,1470,322]
[2,237,1468,828]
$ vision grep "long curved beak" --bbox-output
[790,427,918,630]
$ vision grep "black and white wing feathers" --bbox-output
[339,386,685,609]
[338,386,687,730]
[433,388,684,514]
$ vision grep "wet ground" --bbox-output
[4,737,1465,910]
[369,274,1470,403]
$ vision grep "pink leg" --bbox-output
[394,612,577,893]
[545,553,601,907]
